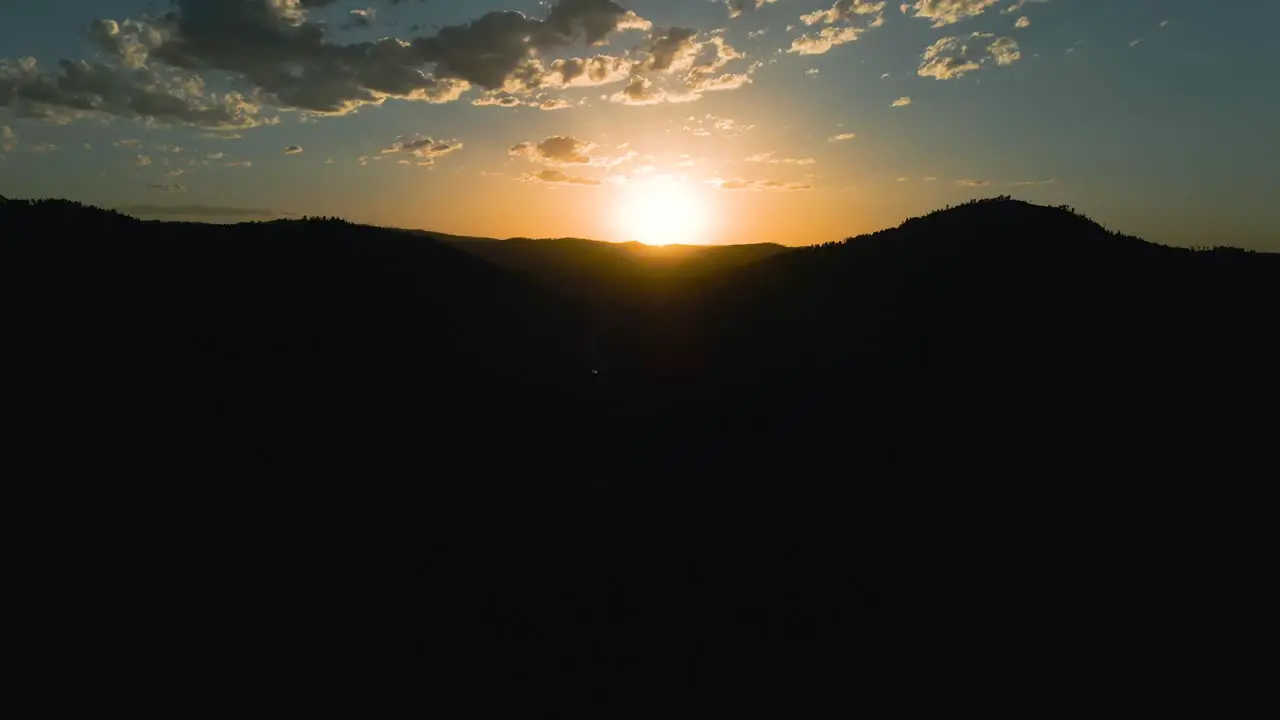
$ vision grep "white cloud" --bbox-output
[892,96,912,106]
[918,33,1020,79]
[829,132,857,142]
[905,0,1001,27]
[988,37,1021,65]
[801,1,887,26]
[789,26,865,55]
[1015,16,1031,29]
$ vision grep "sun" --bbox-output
[615,176,712,246]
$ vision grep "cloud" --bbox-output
[224,160,253,168]
[1129,38,1144,48]
[1003,0,1049,14]
[609,75,700,105]
[7,2,759,128]
[414,0,650,89]
[342,8,377,30]
[46,0,652,126]
[381,136,463,165]
[918,33,1019,79]
[204,152,225,161]
[155,144,183,153]
[745,152,816,165]
[1015,16,1031,28]
[538,98,573,110]
[284,145,304,155]
[789,26,865,56]
[120,203,288,218]
[0,55,270,129]
[521,169,602,186]
[707,178,812,191]
[135,154,152,166]
[829,132,857,142]
[146,182,186,193]
[801,1,887,26]
[606,29,756,104]
[1010,178,1057,186]
[29,142,58,153]
[988,37,1021,65]
[904,0,1001,27]
[891,96,912,106]
[726,0,780,18]
[471,93,524,108]
[956,178,989,187]
[683,114,754,137]
[510,136,634,167]
[1,124,14,152]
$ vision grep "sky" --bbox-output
[1,0,1277,248]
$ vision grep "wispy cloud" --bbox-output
[829,132,857,142]
[520,169,602,186]
[956,178,990,187]
[283,145,303,155]
[121,203,289,218]
[145,183,186,193]
[745,152,816,165]
[892,96,912,107]
[707,178,813,191]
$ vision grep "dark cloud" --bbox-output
[77,0,651,118]
[380,135,463,165]
[510,136,636,167]
[0,56,268,129]
[4,1,762,127]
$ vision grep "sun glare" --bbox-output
[616,176,712,245]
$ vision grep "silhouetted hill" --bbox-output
[2,195,1271,716]
[443,235,791,307]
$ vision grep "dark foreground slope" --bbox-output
[442,235,790,307]
[3,197,1274,716]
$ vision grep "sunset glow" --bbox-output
[0,1,1274,250]
[615,176,713,246]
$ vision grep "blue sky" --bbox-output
[1,0,1277,248]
